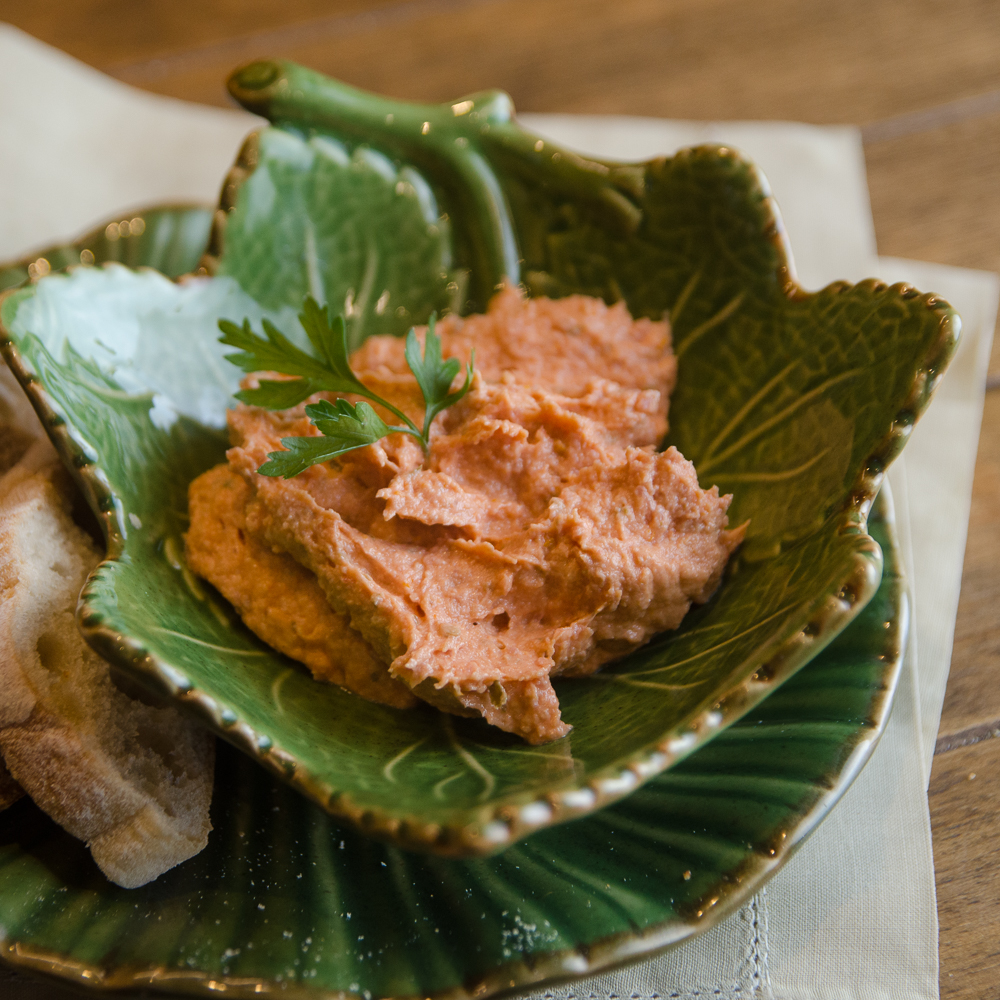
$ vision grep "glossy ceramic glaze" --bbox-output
[0,64,957,854]
[0,490,904,998]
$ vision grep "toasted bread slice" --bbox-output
[0,362,40,477]
[0,438,214,887]
[0,361,43,810]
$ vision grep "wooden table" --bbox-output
[4,2,1000,996]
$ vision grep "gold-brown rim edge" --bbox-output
[0,486,906,999]
[0,127,955,856]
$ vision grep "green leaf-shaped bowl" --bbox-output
[0,488,904,998]
[0,62,957,856]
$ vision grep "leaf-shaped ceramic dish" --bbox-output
[0,490,904,998]
[0,62,957,855]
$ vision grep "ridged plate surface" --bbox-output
[0,490,903,998]
[0,65,957,853]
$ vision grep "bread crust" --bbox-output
[0,360,44,811]
[0,406,215,887]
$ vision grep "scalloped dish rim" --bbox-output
[0,487,907,1000]
[0,132,958,856]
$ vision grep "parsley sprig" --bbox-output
[219,296,473,478]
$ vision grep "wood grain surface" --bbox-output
[3,3,1000,997]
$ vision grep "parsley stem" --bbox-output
[350,387,424,444]
[388,424,430,452]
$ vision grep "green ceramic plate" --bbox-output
[0,63,957,855]
[0,488,904,999]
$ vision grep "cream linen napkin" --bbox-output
[521,119,999,1000]
[1,24,997,1000]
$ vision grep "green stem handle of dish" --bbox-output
[227,60,647,305]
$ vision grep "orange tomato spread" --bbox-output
[185,288,744,743]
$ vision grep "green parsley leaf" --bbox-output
[259,436,363,478]
[404,315,474,436]
[236,377,323,411]
[219,296,476,478]
[219,317,332,382]
[222,305,377,410]
[304,398,393,447]
[258,400,397,478]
